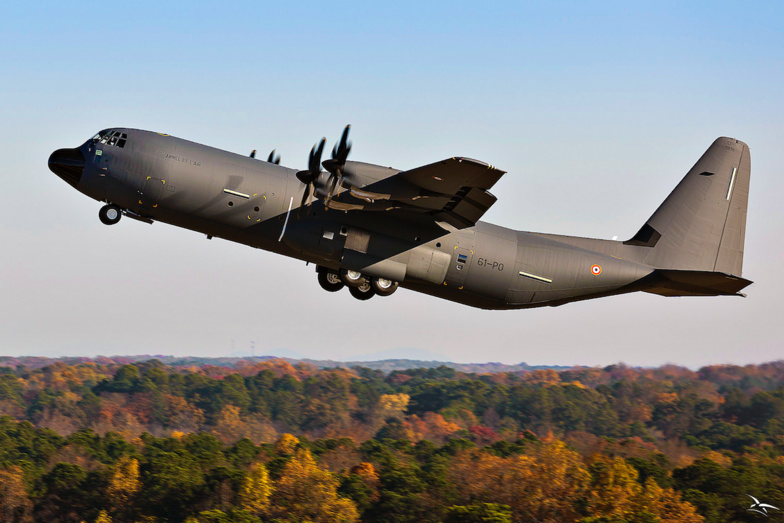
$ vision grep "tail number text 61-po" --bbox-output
[477,258,504,271]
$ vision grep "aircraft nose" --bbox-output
[48,147,86,187]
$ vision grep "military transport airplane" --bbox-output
[48,126,752,309]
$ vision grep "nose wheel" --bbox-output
[99,205,122,225]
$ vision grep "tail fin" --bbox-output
[625,137,750,276]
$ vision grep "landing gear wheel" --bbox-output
[318,270,344,292]
[349,281,375,301]
[99,205,122,225]
[340,268,367,288]
[371,277,399,297]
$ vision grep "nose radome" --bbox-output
[49,147,85,187]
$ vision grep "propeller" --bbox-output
[295,138,326,218]
[321,125,352,207]
[249,149,256,159]
[267,150,280,165]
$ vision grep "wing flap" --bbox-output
[343,157,505,229]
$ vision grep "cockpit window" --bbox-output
[98,130,128,148]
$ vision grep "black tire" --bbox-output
[371,277,399,297]
[99,205,122,225]
[318,270,344,292]
[349,282,375,301]
[340,268,367,288]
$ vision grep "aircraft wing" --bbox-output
[341,158,506,229]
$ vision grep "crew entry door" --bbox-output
[139,176,165,211]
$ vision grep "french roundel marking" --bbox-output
[591,264,602,275]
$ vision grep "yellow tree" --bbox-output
[0,466,33,522]
[238,461,272,516]
[377,393,410,420]
[94,510,112,523]
[272,448,359,522]
[106,456,141,512]
[510,439,589,522]
[449,440,589,523]
[637,477,704,523]
[584,456,641,519]
[275,433,300,455]
[584,456,704,523]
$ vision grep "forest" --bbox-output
[0,357,782,523]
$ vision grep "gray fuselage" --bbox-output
[50,128,751,309]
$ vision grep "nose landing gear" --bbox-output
[99,204,122,225]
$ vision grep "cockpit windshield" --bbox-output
[93,130,127,148]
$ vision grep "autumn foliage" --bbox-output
[0,357,782,521]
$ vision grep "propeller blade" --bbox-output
[310,138,326,173]
[297,182,318,219]
[295,138,329,218]
[325,170,342,208]
[333,125,351,163]
[296,138,326,185]
[267,149,280,165]
[249,149,256,159]
[298,183,310,218]
[322,125,353,208]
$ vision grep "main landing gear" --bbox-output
[99,204,122,225]
[317,267,399,301]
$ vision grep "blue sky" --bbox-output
[1,1,783,366]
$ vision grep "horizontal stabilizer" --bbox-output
[642,270,752,297]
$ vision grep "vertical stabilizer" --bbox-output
[626,137,750,276]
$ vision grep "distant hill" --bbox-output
[0,354,570,373]
[299,358,572,373]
